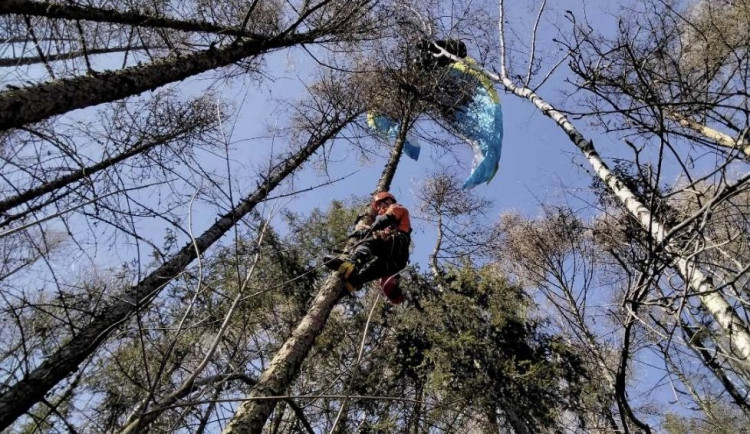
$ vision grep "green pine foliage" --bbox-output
[274,203,594,433]
[41,200,598,432]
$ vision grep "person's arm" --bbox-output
[370,213,396,231]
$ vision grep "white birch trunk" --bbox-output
[664,109,750,158]
[498,77,750,364]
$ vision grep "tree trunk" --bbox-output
[0,113,355,432]
[429,213,446,292]
[220,275,345,434]
[681,324,750,411]
[195,385,224,434]
[221,118,408,433]
[0,0,262,38]
[408,381,425,434]
[269,401,286,434]
[484,407,500,434]
[0,31,316,131]
[498,403,529,434]
[497,75,750,364]
[664,109,750,158]
[0,46,164,67]
[375,110,411,193]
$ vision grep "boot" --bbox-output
[323,255,358,293]
[323,254,346,271]
[323,255,354,276]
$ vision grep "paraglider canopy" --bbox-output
[365,38,503,189]
[414,39,503,189]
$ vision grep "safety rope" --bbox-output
[329,292,382,433]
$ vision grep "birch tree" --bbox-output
[567,0,750,399]
[464,0,750,430]
[483,0,750,365]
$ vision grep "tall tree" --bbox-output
[565,0,750,406]
[217,11,461,429]
[477,0,750,430]
[416,171,493,287]
[0,91,217,219]
[0,0,378,130]
[496,207,650,432]
[0,1,381,430]
[220,97,410,434]
[487,0,750,371]
[0,73,359,430]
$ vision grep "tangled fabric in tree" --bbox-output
[366,39,503,188]
[447,58,503,189]
[367,113,421,161]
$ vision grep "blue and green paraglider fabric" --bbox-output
[448,59,503,189]
[366,55,502,189]
[367,113,421,161]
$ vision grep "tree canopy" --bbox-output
[1,0,749,432]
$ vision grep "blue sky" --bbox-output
[242,6,605,268]
[0,0,611,271]
[2,0,712,426]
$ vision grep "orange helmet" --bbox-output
[372,191,396,209]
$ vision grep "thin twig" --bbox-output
[524,0,547,87]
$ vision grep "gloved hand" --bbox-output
[370,213,395,232]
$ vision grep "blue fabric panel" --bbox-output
[403,135,421,161]
[369,115,421,161]
[452,85,503,189]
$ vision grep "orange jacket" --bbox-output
[378,203,411,234]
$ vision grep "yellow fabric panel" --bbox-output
[366,111,377,129]
[450,58,500,104]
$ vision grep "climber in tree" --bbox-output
[324,192,411,304]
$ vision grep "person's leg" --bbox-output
[379,274,405,304]
[345,236,394,286]
[323,239,375,271]
[384,234,410,272]
[349,242,375,266]
[324,239,387,293]
[375,234,410,303]
[347,257,387,288]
